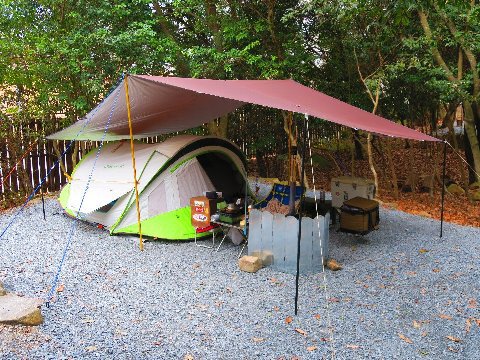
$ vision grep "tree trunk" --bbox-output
[463,101,480,182]
[52,140,68,175]
[353,129,364,160]
[385,138,398,199]
[367,133,379,197]
[207,115,228,138]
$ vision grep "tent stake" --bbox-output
[294,114,308,315]
[440,140,447,238]
[124,74,144,251]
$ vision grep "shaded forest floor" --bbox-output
[250,139,480,228]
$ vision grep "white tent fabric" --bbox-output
[67,141,168,214]
[64,135,246,231]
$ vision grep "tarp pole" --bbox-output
[440,140,447,238]
[294,114,308,315]
[41,185,46,220]
[124,74,144,251]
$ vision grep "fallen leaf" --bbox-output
[306,346,317,352]
[285,316,293,324]
[448,347,458,353]
[314,314,321,320]
[399,333,413,344]
[406,271,417,276]
[81,318,95,324]
[413,320,421,329]
[328,297,340,303]
[474,319,480,326]
[320,337,330,342]
[466,319,472,333]
[85,346,97,352]
[421,331,428,337]
[252,337,265,343]
[295,328,307,336]
[446,335,461,343]
[273,306,279,312]
[346,344,359,349]
[184,354,194,360]
[467,298,477,309]
[432,268,440,273]
[439,314,453,320]
[419,248,429,254]
[56,284,65,293]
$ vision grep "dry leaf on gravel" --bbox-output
[467,298,477,309]
[399,333,413,344]
[413,320,421,329]
[306,346,317,352]
[466,319,472,333]
[56,284,65,293]
[285,316,293,324]
[295,328,307,336]
[252,337,265,343]
[314,314,321,320]
[346,344,359,349]
[184,354,194,360]
[446,335,461,343]
[419,248,429,254]
[85,346,97,352]
[439,314,453,320]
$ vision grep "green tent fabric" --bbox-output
[59,135,246,240]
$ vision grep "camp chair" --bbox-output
[194,224,221,249]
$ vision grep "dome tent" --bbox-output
[59,135,246,240]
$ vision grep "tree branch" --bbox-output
[418,10,458,83]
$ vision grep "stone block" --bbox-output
[0,293,43,326]
[239,255,263,273]
[249,251,273,266]
[447,184,465,196]
[472,190,480,201]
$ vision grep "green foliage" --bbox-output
[0,0,478,169]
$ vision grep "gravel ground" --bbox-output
[0,199,479,359]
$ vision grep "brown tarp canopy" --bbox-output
[49,75,440,142]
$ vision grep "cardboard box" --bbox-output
[190,196,217,228]
[331,176,375,209]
